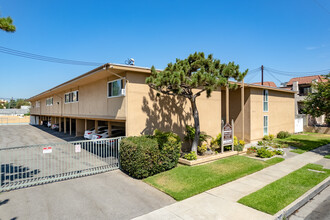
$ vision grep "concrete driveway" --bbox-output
[0,125,84,148]
[0,125,175,219]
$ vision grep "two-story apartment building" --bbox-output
[28,63,296,143]
[284,75,327,125]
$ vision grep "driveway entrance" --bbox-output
[0,125,175,219]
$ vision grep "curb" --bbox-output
[274,176,330,220]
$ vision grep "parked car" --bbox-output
[84,126,108,139]
[51,124,59,131]
[91,129,125,140]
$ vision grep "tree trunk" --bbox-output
[190,97,200,153]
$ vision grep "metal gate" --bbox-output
[0,137,123,192]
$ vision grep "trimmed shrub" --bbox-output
[277,131,291,139]
[120,136,159,179]
[153,129,181,171]
[269,134,275,140]
[183,151,197,160]
[120,130,181,179]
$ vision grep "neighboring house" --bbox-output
[28,63,295,143]
[252,81,277,87]
[284,75,327,126]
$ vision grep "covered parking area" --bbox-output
[31,115,126,138]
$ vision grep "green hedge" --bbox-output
[120,130,181,179]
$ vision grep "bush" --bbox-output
[247,146,257,154]
[184,125,210,145]
[277,131,291,139]
[257,141,264,146]
[273,149,284,155]
[234,136,238,146]
[239,140,245,146]
[120,136,159,179]
[263,135,270,141]
[234,144,244,152]
[269,134,275,140]
[211,133,222,149]
[153,129,182,171]
[197,144,207,155]
[257,147,275,158]
[183,151,197,160]
[120,130,181,179]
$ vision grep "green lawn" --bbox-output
[277,132,330,151]
[290,149,306,154]
[238,164,330,215]
[144,156,284,201]
[325,155,330,159]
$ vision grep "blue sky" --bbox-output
[0,0,329,98]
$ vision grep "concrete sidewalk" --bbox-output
[134,150,326,220]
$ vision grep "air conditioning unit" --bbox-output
[121,89,126,96]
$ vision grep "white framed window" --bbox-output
[36,101,40,108]
[263,90,268,112]
[46,97,53,106]
[108,79,125,98]
[263,115,268,136]
[65,91,79,103]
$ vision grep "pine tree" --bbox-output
[0,15,16,32]
[146,52,247,153]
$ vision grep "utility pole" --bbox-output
[261,65,264,86]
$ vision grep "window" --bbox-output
[263,115,268,136]
[299,86,311,96]
[263,90,268,112]
[65,91,79,103]
[36,101,40,108]
[46,97,53,106]
[108,79,124,97]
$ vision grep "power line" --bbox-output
[265,66,330,75]
[0,46,104,66]
[264,69,283,84]
[244,67,260,80]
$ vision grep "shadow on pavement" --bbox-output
[1,164,40,186]
[33,125,85,142]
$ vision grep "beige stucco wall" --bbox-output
[30,75,126,120]
[221,87,251,142]
[125,72,222,141]
[250,88,295,141]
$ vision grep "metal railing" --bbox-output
[0,137,123,192]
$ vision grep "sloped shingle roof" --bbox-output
[286,75,326,86]
[252,81,277,87]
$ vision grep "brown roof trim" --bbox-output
[234,81,296,93]
[28,64,295,101]
[28,63,153,101]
